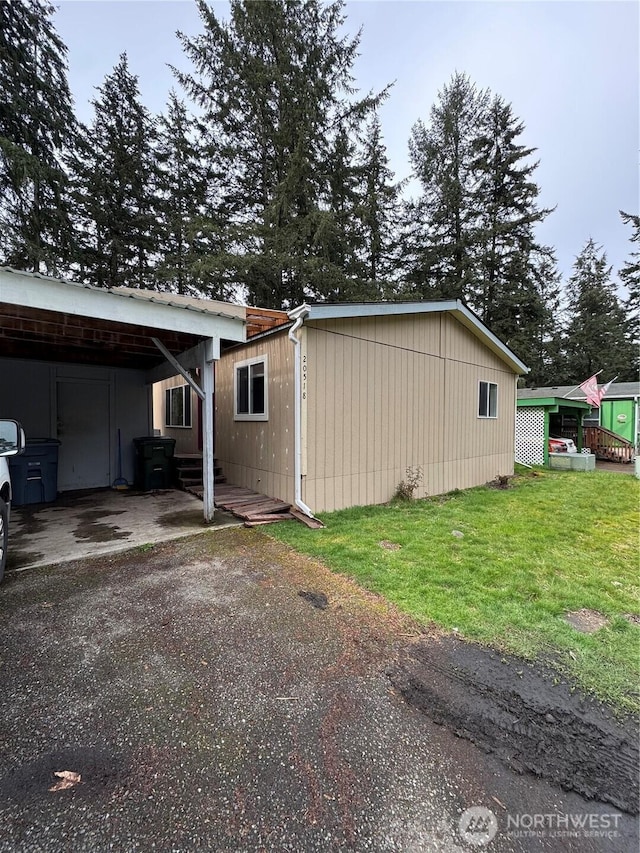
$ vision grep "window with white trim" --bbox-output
[478,381,498,418]
[234,355,268,421]
[165,385,192,428]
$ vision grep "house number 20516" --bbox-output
[302,355,307,400]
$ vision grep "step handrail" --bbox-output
[583,426,634,462]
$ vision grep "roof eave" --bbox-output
[288,300,528,375]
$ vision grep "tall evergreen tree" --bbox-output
[470,94,554,329]
[0,0,77,273]
[70,54,159,289]
[562,239,636,382]
[320,121,365,299]
[406,72,489,300]
[404,73,556,376]
[619,210,640,317]
[510,246,563,386]
[358,113,402,295]
[618,210,640,369]
[154,92,228,297]
[176,0,385,308]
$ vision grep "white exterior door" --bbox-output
[57,380,111,490]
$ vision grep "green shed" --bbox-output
[515,395,591,466]
[518,383,639,463]
[599,399,635,443]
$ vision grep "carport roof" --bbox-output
[0,267,247,370]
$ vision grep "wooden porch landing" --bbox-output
[187,482,296,526]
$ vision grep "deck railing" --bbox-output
[583,426,635,463]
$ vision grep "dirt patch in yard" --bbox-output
[389,636,639,815]
[564,609,611,633]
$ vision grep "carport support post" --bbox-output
[201,340,216,522]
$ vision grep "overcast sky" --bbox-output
[53,0,639,290]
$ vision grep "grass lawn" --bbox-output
[269,469,640,713]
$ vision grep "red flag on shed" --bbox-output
[579,374,601,407]
[594,377,616,406]
[579,375,616,408]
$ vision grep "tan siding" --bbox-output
[304,315,447,512]
[442,313,511,371]
[153,310,519,513]
[303,313,518,512]
[215,330,295,504]
[436,313,518,485]
[152,373,199,454]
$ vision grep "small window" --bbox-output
[478,381,498,418]
[234,355,268,421]
[165,385,192,428]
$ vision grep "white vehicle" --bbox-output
[0,420,26,581]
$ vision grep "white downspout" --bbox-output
[288,306,315,518]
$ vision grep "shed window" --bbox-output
[165,385,192,428]
[478,381,498,419]
[235,355,268,421]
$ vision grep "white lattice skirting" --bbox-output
[515,407,545,465]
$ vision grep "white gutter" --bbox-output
[287,305,315,518]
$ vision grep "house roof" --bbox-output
[289,300,529,374]
[518,382,640,402]
[0,267,246,370]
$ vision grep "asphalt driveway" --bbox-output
[0,529,636,852]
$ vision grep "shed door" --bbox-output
[600,400,634,442]
[57,380,111,490]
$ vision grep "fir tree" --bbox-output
[562,239,636,382]
[320,121,365,299]
[154,92,228,297]
[406,72,489,300]
[404,74,556,378]
[0,0,77,273]
[510,246,563,386]
[358,113,402,295]
[470,94,554,329]
[619,211,640,321]
[618,210,640,369]
[70,54,159,289]
[176,0,385,308]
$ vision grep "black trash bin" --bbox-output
[8,438,60,505]
[133,437,176,491]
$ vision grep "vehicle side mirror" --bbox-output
[0,420,25,457]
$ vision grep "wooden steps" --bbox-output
[174,452,225,492]
[179,459,323,528]
[213,483,295,525]
[583,426,634,463]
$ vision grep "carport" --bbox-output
[0,267,246,520]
